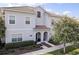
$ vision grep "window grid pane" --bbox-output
[26,21,30,24]
[25,17,30,24]
[10,16,15,20]
[18,38,22,42]
[9,20,15,24]
[12,38,17,43]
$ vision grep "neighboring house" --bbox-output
[0,6,60,44]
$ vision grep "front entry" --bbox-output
[36,32,41,43]
[43,32,48,41]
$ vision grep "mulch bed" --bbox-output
[0,44,43,55]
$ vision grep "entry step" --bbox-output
[41,42,52,48]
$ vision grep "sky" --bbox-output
[0,3,79,18]
[41,3,79,17]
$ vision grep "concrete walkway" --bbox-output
[41,45,48,49]
[22,42,73,55]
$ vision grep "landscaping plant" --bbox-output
[53,15,79,53]
[0,17,6,48]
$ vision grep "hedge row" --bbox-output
[5,40,36,49]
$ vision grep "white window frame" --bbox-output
[12,34,22,43]
[37,11,41,18]
[9,16,15,24]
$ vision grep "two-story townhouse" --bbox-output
[0,6,59,44]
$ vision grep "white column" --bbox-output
[41,32,44,42]
[47,32,50,41]
[33,32,36,41]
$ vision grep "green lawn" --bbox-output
[45,45,79,55]
[68,49,79,55]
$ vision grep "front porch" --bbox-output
[34,25,50,44]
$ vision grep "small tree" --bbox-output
[0,17,6,44]
[53,15,79,53]
[72,21,79,48]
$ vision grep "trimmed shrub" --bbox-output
[48,38,60,45]
[5,40,36,49]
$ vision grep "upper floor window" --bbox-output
[25,17,30,24]
[9,16,15,24]
[37,11,41,18]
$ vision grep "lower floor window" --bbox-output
[12,34,22,43]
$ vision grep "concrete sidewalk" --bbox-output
[22,42,73,55]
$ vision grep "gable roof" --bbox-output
[36,6,61,17]
[0,6,35,14]
[0,6,61,17]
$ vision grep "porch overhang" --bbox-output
[33,25,50,30]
